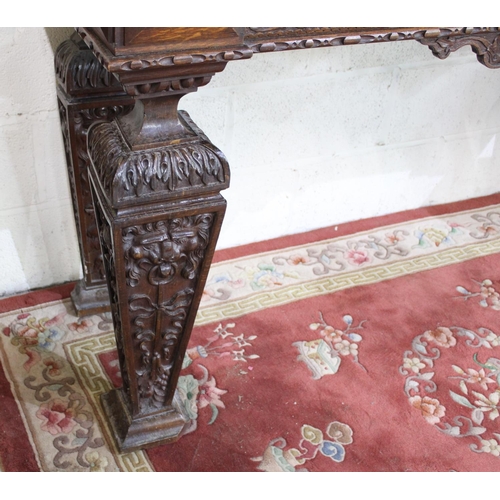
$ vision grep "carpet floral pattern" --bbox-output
[400,276,500,459]
[1,199,500,471]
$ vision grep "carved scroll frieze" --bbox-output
[419,31,500,69]
[243,27,450,53]
[121,213,214,412]
[242,27,500,59]
[76,28,253,73]
[111,49,253,72]
[88,111,229,207]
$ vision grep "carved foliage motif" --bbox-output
[116,49,254,72]
[75,27,500,84]
[243,27,500,67]
[129,288,194,410]
[88,114,228,206]
[421,32,500,69]
[55,36,123,92]
[76,28,253,73]
[244,27,452,53]
[122,214,214,411]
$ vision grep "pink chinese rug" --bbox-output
[2,194,500,472]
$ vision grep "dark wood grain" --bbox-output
[85,55,230,450]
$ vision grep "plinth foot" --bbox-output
[102,389,188,453]
[71,280,111,317]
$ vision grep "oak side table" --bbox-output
[55,27,500,452]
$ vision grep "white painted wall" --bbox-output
[1,27,500,297]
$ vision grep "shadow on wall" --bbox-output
[41,28,82,287]
[0,229,29,296]
[0,28,81,296]
[44,28,74,53]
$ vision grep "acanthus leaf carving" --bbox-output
[88,111,229,207]
[55,35,124,93]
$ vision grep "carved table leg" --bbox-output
[87,70,230,450]
[55,33,134,316]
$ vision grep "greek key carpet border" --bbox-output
[64,333,154,472]
[195,239,500,325]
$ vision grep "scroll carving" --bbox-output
[420,32,500,69]
[122,214,215,412]
[116,50,253,71]
[243,27,500,63]
[76,27,253,73]
[130,288,194,409]
[243,27,461,53]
